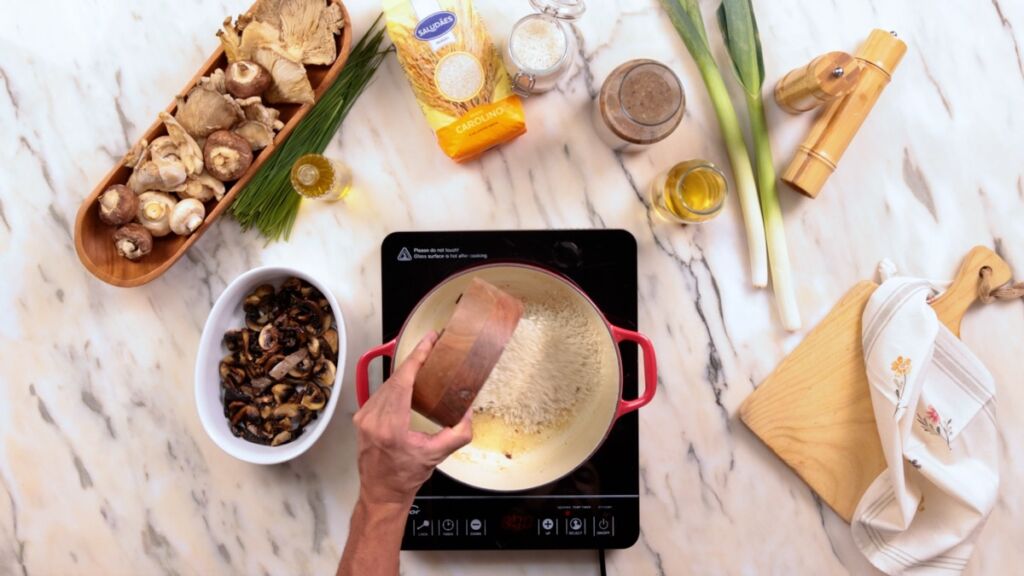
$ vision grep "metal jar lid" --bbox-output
[529,0,586,20]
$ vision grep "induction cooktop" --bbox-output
[380,230,640,550]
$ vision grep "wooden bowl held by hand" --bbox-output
[412,278,524,427]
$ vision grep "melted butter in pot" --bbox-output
[464,411,570,460]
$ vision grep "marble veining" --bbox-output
[2,0,1024,574]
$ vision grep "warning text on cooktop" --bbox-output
[399,247,488,261]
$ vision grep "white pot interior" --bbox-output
[394,264,621,491]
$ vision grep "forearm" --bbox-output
[337,495,410,576]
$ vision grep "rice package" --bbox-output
[384,0,526,162]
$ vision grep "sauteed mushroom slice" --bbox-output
[258,324,280,350]
[230,404,259,426]
[223,330,245,352]
[307,337,321,359]
[321,329,339,357]
[288,353,315,378]
[271,431,292,446]
[301,386,327,411]
[219,361,246,388]
[250,377,273,393]
[244,284,276,329]
[272,403,301,419]
[313,358,336,387]
[286,300,322,333]
[300,410,316,429]
[271,383,293,404]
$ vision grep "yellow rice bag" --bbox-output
[383,0,526,162]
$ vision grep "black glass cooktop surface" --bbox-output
[380,230,639,550]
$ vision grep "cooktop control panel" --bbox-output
[401,496,638,550]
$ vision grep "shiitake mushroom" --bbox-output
[203,130,252,182]
[219,277,336,446]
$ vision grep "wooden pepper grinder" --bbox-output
[782,30,907,198]
[774,51,863,114]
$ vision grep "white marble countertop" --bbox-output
[2,0,1024,574]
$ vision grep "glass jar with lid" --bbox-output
[504,0,586,97]
[592,59,685,151]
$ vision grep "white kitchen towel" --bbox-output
[852,277,999,575]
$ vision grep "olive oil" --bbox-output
[650,160,727,223]
[290,154,352,201]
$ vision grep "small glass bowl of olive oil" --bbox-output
[650,160,727,224]
[290,153,353,202]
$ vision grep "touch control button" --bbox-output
[412,519,433,537]
[539,518,556,536]
[565,516,586,536]
[439,518,457,536]
[467,518,485,536]
[595,515,614,536]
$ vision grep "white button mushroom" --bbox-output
[137,191,177,237]
[170,198,207,236]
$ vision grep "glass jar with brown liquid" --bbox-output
[650,160,727,223]
[593,59,685,151]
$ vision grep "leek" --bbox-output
[717,0,800,330]
[660,0,768,288]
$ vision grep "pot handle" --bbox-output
[611,326,657,419]
[355,339,397,407]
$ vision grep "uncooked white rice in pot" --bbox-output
[471,291,603,433]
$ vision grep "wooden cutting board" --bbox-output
[740,247,1012,522]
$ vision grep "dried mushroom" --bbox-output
[174,83,244,139]
[219,277,338,446]
[204,130,253,181]
[159,112,205,175]
[233,121,274,151]
[242,97,284,128]
[98,184,138,226]
[252,0,345,65]
[180,172,226,202]
[198,68,228,94]
[127,113,203,193]
[225,61,271,98]
[253,46,315,104]
[123,139,148,169]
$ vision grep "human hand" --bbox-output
[353,331,473,507]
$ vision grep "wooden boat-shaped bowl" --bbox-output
[75,0,352,287]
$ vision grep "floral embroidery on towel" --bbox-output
[916,405,953,449]
[891,356,912,415]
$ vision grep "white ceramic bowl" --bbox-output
[195,266,347,465]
